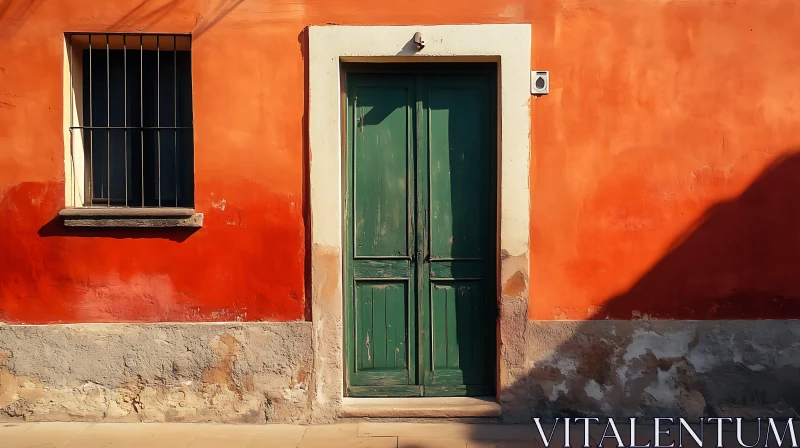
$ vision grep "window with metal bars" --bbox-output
[66,33,194,208]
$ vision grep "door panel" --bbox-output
[428,282,488,379]
[354,282,408,377]
[428,85,487,260]
[354,85,411,258]
[346,75,417,395]
[421,75,495,396]
[345,69,496,397]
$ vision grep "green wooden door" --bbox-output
[345,68,496,397]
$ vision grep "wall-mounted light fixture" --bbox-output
[413,32,425,50]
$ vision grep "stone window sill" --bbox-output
[59,207,203,228]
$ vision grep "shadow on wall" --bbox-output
[105,0,246,37]
[603,150,800,320]
[0,0,44,38]
[37,215,199,242]
[498,149,800,424]
[191,0,247,38]
[107,0,188,32]
[298,28,312,321]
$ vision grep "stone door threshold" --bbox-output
[341,396,501,418]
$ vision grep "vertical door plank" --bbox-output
[472,282,484,378]
[360,286,374,370]
[373,286,388,369]
[385,286,397,369]
[446,285,460,368]
[431,284,448,370]
[456,284,473,371]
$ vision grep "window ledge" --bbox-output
[59,208,203,228]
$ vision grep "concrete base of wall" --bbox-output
[503,320,800,421]
[0,323,313,423]
[2,320,798,423]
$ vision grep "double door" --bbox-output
[344,67,497,397]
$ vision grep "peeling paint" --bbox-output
[0,323,313,423]
[584,380,604,401]
[312,244,341,304]
[211,199,227,210]
[502,271,527,298]
[623,329,694,362]
[520,321,800,420]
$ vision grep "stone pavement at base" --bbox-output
[0,421,777,448]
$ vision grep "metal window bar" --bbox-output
[66,33,193,208]
[106,34,110,207]
[174,35,178,208]
[123,35,127,207]
[140,35,144,207]
[157,35,161,207]
[67,34,74,204]
[88,34,93,208]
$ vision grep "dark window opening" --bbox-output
[69,34,194,208]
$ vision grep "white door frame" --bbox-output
[308,24,532,420]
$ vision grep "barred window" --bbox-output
[66,33,194,208]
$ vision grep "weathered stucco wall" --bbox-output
[5,320,796,423]
[498,321,800,421]
[2,0,800,423]
[0,323,313,423]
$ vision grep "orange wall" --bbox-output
[1,0,799,324]
[529,1,800,319]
